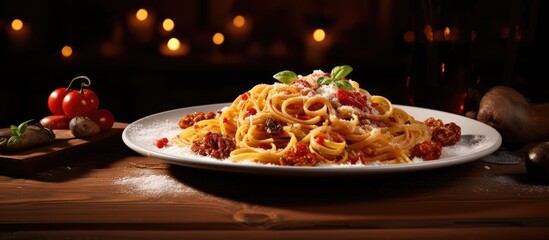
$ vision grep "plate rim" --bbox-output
[122,103,502,176]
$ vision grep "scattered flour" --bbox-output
[126,119,181,151]
[441,134,488,158]
[114,169,197,196]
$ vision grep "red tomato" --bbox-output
[82,89,100,110]
[48,88,68,115]
[155,138,169,148]
[336,88,369,111]
[40,115,71,129]
[89,109,114,131]
[62,89,99,118]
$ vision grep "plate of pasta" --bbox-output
[122,66,502,176]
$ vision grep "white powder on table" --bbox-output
[114,169,197,196]
[441,134,488,158]
[126,119,181,150]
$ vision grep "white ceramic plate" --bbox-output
[122,103,502,176]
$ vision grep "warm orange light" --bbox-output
[212,32,224,45]
[61,45,73,58]
[403,31,415,43]
[163,18,174,31]
[160,38,190,57]
[11,19,23,31]
[441,63,445,74]
[136,9,148,21]
[423,25,433,41]
[423,25,432,35]
[313,29,326,42]
[167,38,180,51]
[444,27,451,40]
[233,15,245,28]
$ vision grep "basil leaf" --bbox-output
[7,136,20,146]
[331,65,353,80]
[7,119,33,146]
[317,76,333,85]
[273,70,298,84]
[335,80,354,91]
[10,125,19,136]
[18,121,29,135]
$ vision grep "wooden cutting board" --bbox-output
[0,122,127,177]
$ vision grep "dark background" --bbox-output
[1,0,547,127]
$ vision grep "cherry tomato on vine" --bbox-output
[89,109,114,131]
[48,88,69,115]
[62,89,99,118]
[83,88,99,110]
[46,76,107,129]
[40,115,71,129]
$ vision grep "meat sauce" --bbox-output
[410,117,461,160]
[178,112,217,129]
[178,113,460,163]
[191,132,236,159]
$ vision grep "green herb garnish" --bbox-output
[317,65,354,91]
[273,65,354,91]
[273,70,298,84]
[7,119,34,146]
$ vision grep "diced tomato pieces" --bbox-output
[241,92,249,101]
[294,142,308,156]
[336,88,369,111]
[280,142,318,166]
[316,135,325,144]
[155,138,169,148]
[246,108,257,117]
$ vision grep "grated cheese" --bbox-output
[316,84,340,104]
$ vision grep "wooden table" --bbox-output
[1,125,549,239]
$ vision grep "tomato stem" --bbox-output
[66,76,92,93]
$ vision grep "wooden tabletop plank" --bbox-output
[2,228,549,240]
[1,136,549,238]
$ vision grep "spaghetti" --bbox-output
[173,65,461,166]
